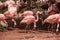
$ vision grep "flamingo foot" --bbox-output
[56,29,59,35]
[33,27,36,30]
[56,31,59,35]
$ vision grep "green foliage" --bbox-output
[0,0,7,2]
[0,26,6,31]
[14,0,17,2]
[0,22,7,31]
[0,0,17,2]
[36,4,44,11]
[0,8,7,13]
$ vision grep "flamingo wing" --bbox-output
[20,16,35,24]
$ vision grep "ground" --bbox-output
[0,29,60,40]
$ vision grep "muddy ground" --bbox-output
[0,29,60,40]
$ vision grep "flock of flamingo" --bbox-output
[0,0,60,34]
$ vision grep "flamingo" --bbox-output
[4,0,15,6]
[36,0,51,11]
[23,11,33,16]
[43,14,60,34]
[47,4,57,15]
[19,10,42,18]
[4,0,17,16]
[4,11,16,29]
[0,1,6,10]
[19,11,33,18]
[36,0,50,4]
[20,12,39,30]
[55,0,60,13]
[17,11,34,29]
[16,0,27,8]
[0,14,8,27]
[16,0,22,7]
[4,11,14,19]
[55,0,60,3]
[36,0,50,6]
[0,1,3,7]
[8,4,17,16]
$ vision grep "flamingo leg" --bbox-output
[25,24,29,30]
[48,24,50,31]
[29,25,30,29]
[51,24,54,33]
[56,23,59,35]
[0,21,2,27]
[33,22,37,30]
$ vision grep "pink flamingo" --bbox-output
[19,10,41,18]
[16,0,22,7]
[16,0,27,7]
[47,4,57,15]
[56,0,60,3]
[36,0,50,4]
[43,14,60,34]
[4,0,15,6]
[0,1,3,7]
[0,14,8,27]
[8,4,17,16]
[4,11,16,28]
[19,11,33,18]
[4,11,14,19]
[4,0,17,16]
[23,11,33,16]
[20,12,39,30]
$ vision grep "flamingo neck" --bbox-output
[35,13,39,22]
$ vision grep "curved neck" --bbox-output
[35,13,39,22]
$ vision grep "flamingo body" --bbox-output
[20,16,36,25]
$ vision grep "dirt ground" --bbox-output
[0,29,60,40]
